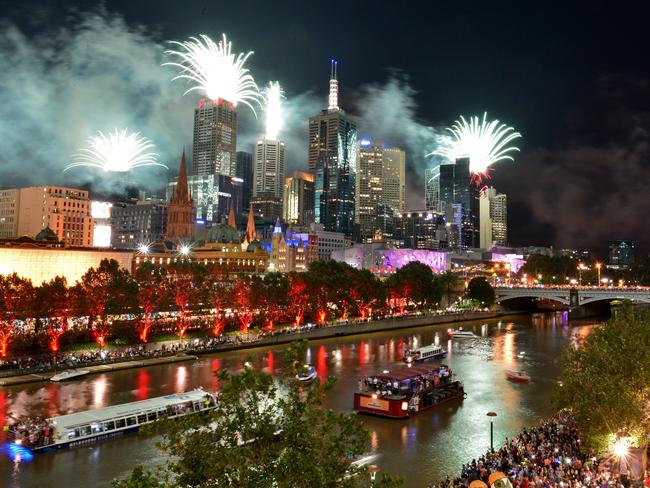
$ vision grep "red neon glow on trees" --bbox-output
[317,309,326,326]
[233,277,254,332]
[135,263,165,343]
[39,276,72,353]
[0,273,34,357]
[288,273,309,327]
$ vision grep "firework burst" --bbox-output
[164,34,262,114]
[432,112,521,185]
[64,129,165,173]
[264,81,284,140]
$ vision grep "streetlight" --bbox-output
[486,411,497,451]
[595,263,602,286]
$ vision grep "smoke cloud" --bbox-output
[0,9,449,205]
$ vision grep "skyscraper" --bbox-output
[425,166,440,212]
[308,60,357,237]
[253,139,285,201]
[192,98,237,177]
[452,158,479,248]
[479,187,507,248]
[236,151,254,211]
[283,171,315,226]
[356,141,384,240]
[382,147,405,214]
[166,151,195,241]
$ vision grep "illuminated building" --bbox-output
[332,243,449,274]
[254,140,285,201]
[453,158,480,248]
[0,189,20,238]
[308,60,357,237]
[91,201,113,248]
[307,222,346,260]
[356,141,383,241]
[479,187,507,248]
[236,151,254,211]
[395,211,446,250]
[382,146,405,214]
[608,240,635,268]
[4,185,94,247]
[111,200,167,250]
[0,234,133,284]
[166,151,195,241]
[283,171,315,226]
[425,166,440,212]
[192,98,237,177]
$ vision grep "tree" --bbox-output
[232,275,255,332]
[134,263,167,343]
[287,272,310,327]
[256,273,289,330]
[38,276,73,352]
[0,273,34,356]
[388,262,442,312]
[435,270,459,308]
[114,341,401,488]
[465,277,495,307]
[164,262,206,339]
[554,304,650,456]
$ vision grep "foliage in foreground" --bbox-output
[113,341,402,488]
[553,304,650,452]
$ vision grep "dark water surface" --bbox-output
[0,312,599,487]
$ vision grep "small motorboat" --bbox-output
[506,370,531,383]
[403,344,446,363]
[295,365,318,383]
[50,369,90,382]
[447,327,477,339]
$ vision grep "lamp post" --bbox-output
[577,263,583,286]
[487,411,497,451]
[596,263,602,287]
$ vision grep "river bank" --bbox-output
[0,309,527,387]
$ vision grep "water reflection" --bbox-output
[0,314,605,488]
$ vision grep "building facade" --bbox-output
[479,187,507,248]
[236,151,254,211]
[111,201,168,249]
[382,146,405,214]
[425,166,440,212]
[0,188,20,238]
[253,139,285,201]
[308,62,357,237]
[283,171,315,226]
[192,98,238,177]
[608,240,635,268]
[355,142,384,240]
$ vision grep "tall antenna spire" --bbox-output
[328,59,339,110]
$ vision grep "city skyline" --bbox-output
[0,2,648,252]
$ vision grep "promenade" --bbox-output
[0,309,525,387]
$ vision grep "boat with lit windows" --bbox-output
[7,389,217,452]
[403,343,446,363]
[49,369,90,382]
[447,327,477,339]
[354,364,465,418]
[506,370,530,383]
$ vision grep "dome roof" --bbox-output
[205,222,240,244]
[35,226,59,242]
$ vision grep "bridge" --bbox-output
[494,286,650,307]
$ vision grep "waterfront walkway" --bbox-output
[430,411,624,488]
[0,309,523,387]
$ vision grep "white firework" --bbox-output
[432,112,521,183]
[65,129,165,173]
[264,81,284,140]
[164,34,262,114]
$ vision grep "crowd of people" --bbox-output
[8,416,55,449]
[431,411,626,488]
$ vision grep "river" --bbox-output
[0,312,600,487]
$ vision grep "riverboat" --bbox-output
[447,327,477,338]
[354,365,465,418]
[296,365,318,382]
[506,370,531,383]
[403,344,446,363]
[8,389,217,452]
[50,369,90,382]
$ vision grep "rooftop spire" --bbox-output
[228,200,237,229]
[328,59,339,111]
[246,205,257,242]
[171,149,192,204]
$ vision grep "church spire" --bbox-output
[166,150,195,241]
[246,205,257,242]
[171,149,192,204]
[228,200,237,229]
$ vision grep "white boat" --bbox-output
[9,389,218,452]
[296,365,318,382]
[403,344,446,363]
[50,369,91,382]
[447,328,477,338]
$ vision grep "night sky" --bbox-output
[2,1,649,255]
